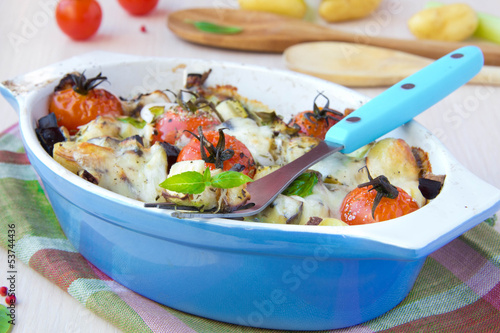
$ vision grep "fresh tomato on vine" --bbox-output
[177,128,256,178]
[117,0,159,15]
[289,92,344,139]
[153,91,221,145]
[56,0,102,40]
[49,72,123,134]
[340,169,419,225]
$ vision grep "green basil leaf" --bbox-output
[203,167,212,183]
[159,171,206,194]
[211,171,253,189]
[0,305,12,332]
[187,20,243,35]
[282,172,319,198]
[117,117,147,129]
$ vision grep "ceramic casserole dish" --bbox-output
[1,52,500,330]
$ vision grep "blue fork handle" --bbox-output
[325,46,484,154]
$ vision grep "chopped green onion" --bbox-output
[117,117,147,129]
[149,105,165,116]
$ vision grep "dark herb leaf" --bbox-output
[211,171,253,189]
[160,171,206,194]
[188,20,243,34]
[283,172,319,198]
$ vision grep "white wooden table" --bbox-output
[0,0,499,331]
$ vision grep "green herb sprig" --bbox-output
[160,167,252,194]
[282,172,319,198]
[185,19,243,35]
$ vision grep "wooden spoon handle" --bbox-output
[167,9,500,66]
[326,31,500,66]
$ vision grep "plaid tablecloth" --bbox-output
[1,123,499,332]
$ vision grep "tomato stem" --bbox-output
[55,71,108,96]
[304,91,344,127]
[185,127,235,169]
[358,166,399,218]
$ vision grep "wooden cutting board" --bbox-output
[167,8,500,66]
[284,42,500,87]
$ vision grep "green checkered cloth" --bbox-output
[1,124,499,332]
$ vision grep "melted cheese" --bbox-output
[219,117,278,166]
[53,140,168,202]
[75,116,155,147]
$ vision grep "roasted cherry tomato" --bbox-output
[56,0,102,40]
[117,0,159,15]
[153,106,221,145]
[49,72,123,134]
[289,110,336,139]
[177,129,256,177]
[340,185,419,225]
[288,93,344,139]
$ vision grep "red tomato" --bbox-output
[289,108,343,139]
[177,130,256,177]
[56,0,102,40]
[153,106,221,145]
[117,0,159,15]
[340,185,419,225]
[49,73,123,134]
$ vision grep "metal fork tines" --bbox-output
[170,141,344,219]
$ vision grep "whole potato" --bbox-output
[319,0,383,22]
[408,3,478,41]
[238,0,307,19]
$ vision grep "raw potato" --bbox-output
[319,0,383,22]
[238,0,307,19]
[408,4,478,41]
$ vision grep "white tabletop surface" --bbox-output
[1,0,499,332]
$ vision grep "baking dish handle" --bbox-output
[0,51,147,113]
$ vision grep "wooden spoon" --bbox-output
[167,8,500,66]
[284,42,500,87]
